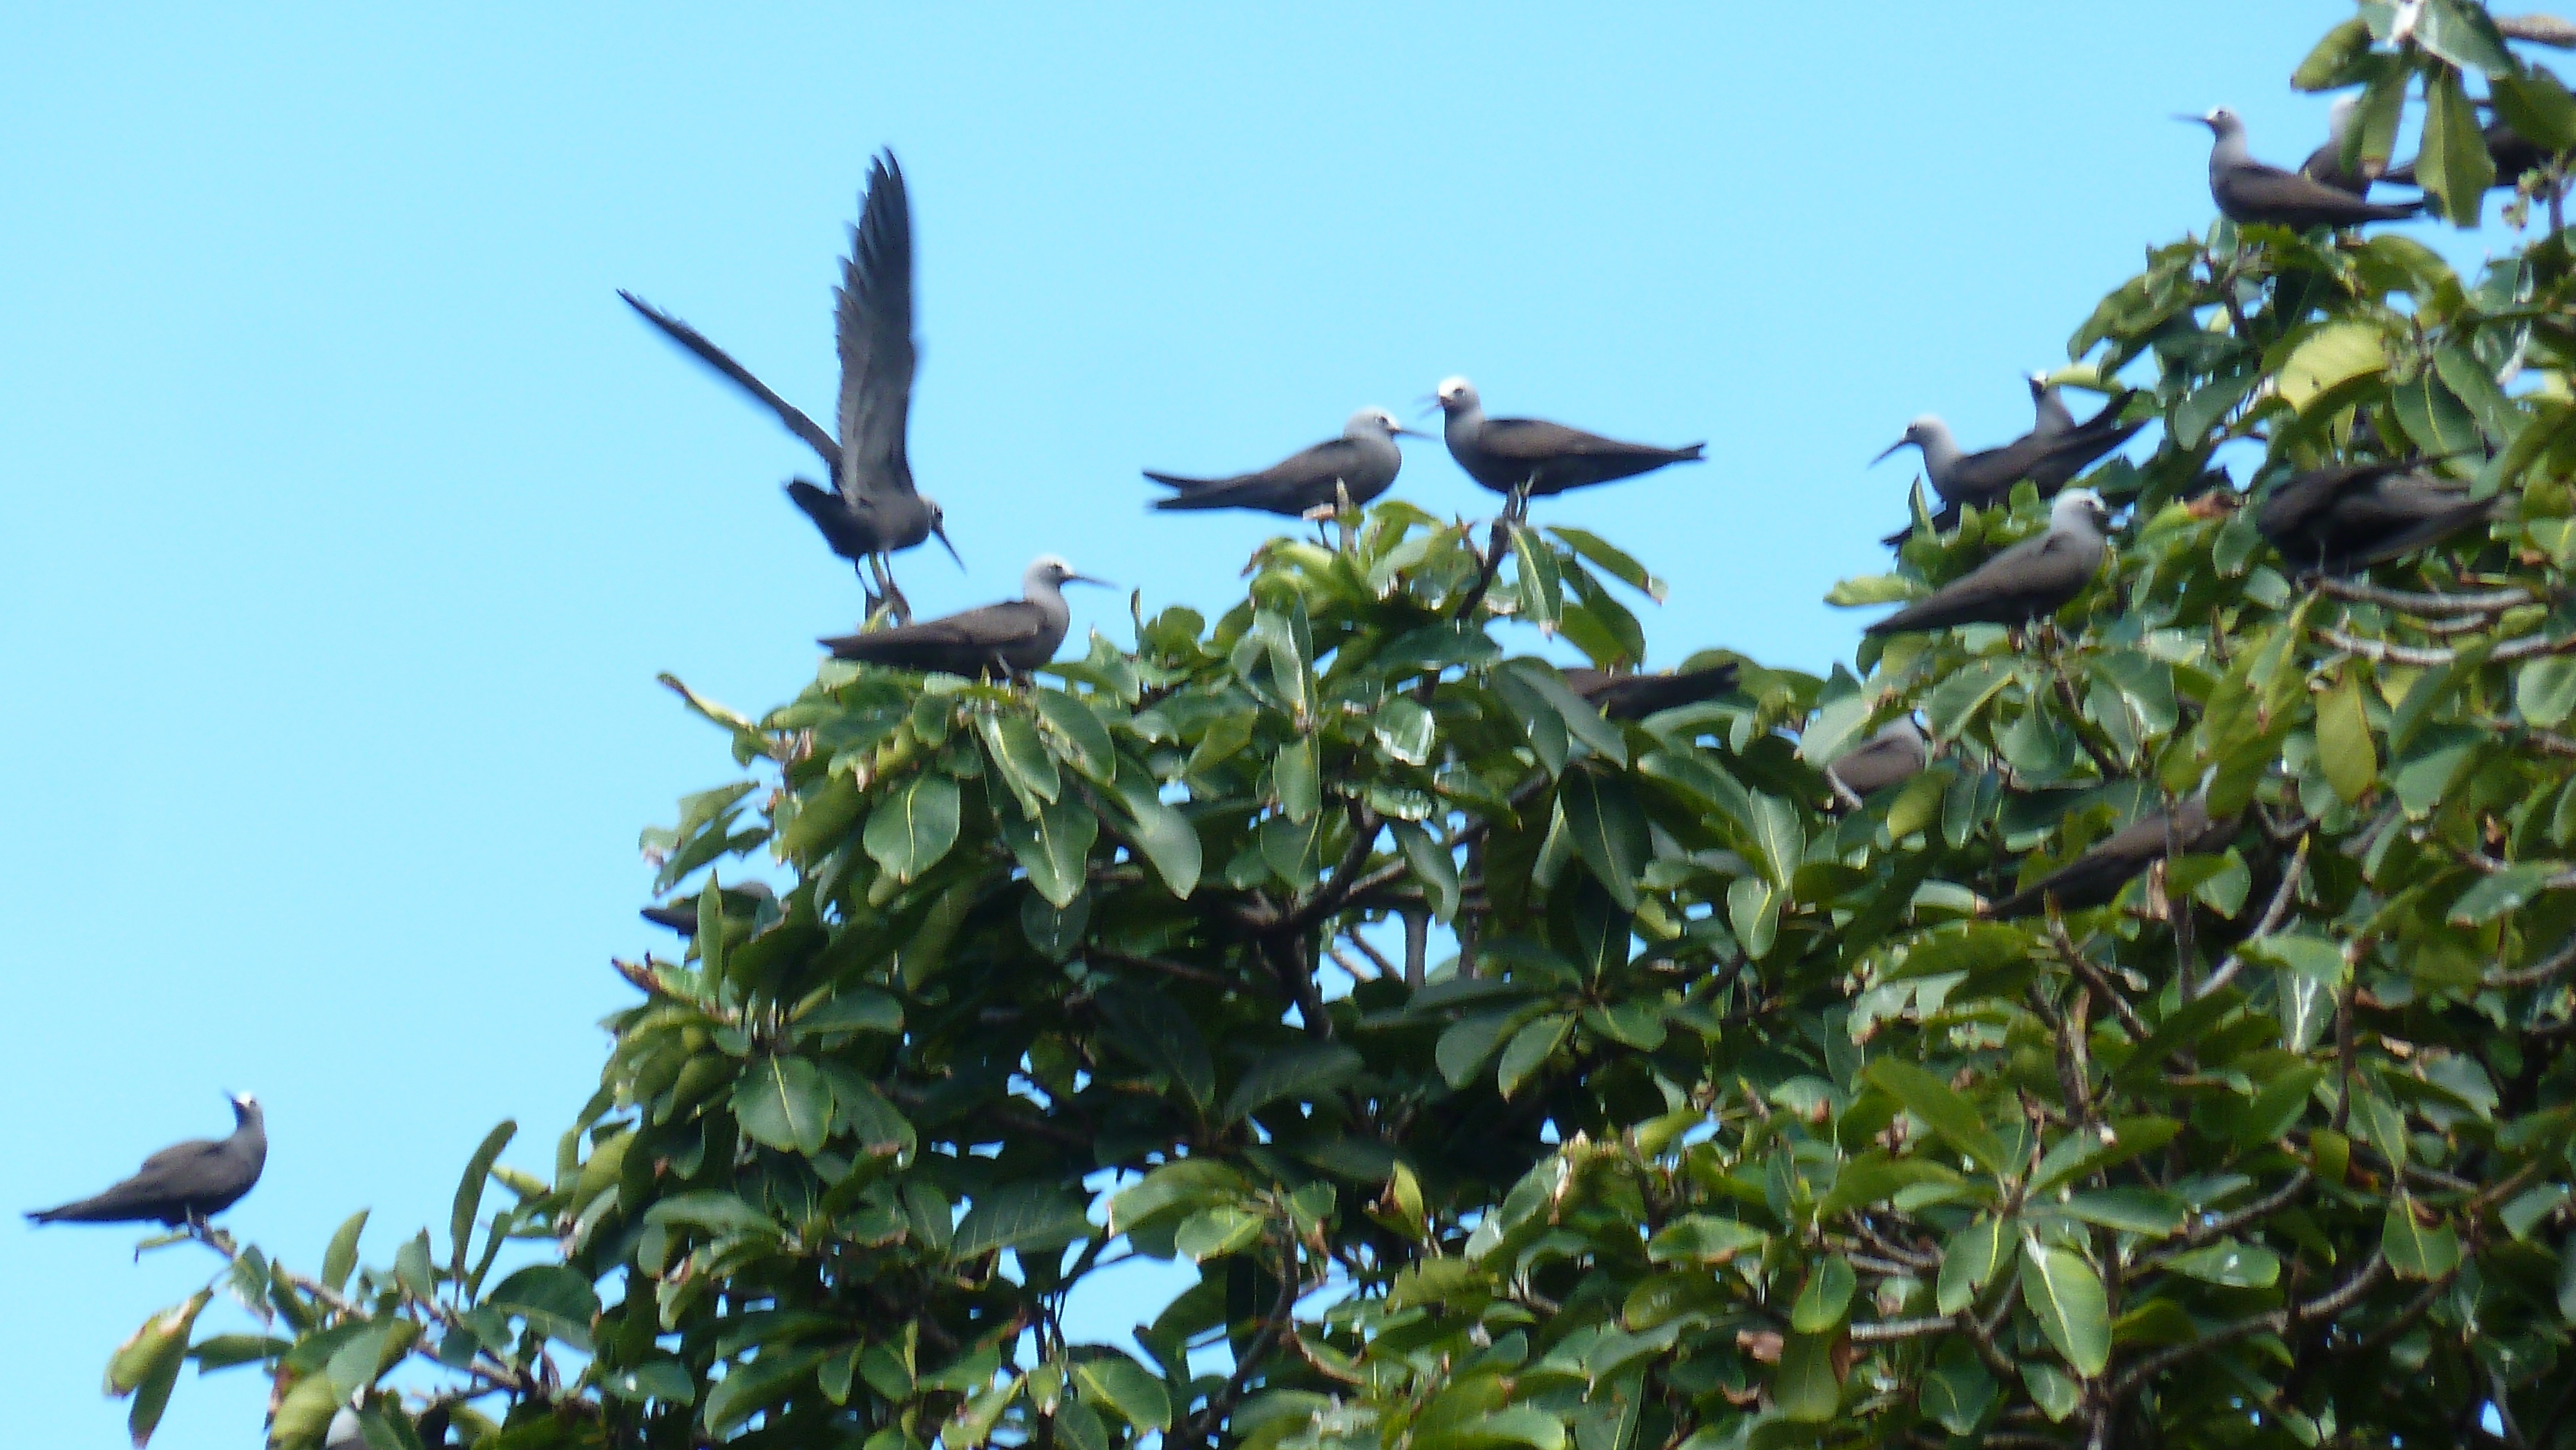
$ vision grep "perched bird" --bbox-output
[620,151,960,617]
[26,1093,267,1228]
[1563,663,1739,720]
[1432,377,1703,511]
[820,555,1105,678]
[2183,108,2423,229]
[2387,116,2562,192]
[1826,720,1929,798]
[2028,373,2078,438]
[1146,408,1422,516]
[2298,94,2376,196]
[1875,397,2140,541]
[2255,459,2494,575]
[1866,490,2112,636]
[642,880,778,936]
[1984,796,2235,919]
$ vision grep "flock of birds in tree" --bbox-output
[20,84,2552,1386]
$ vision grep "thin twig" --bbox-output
[2198,836,2310,999]
[2315,579,2535,614]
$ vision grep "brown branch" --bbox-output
[2108,1248,2387,1399]
[2316,579,2536,614]
[2197,836,2309,999]
[1848,1315,1954,1343]
[1086,947,1238,990]
[2485,932,2576,989]
[2318,625,2576,666]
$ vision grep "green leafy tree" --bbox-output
[87,3,2576,1447]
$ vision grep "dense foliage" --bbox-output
[87,3,2576,1448]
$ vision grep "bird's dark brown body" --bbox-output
[26,1095,267,1227]
[1984,797,2235,919]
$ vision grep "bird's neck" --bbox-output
[2210,130,2251,172]
[1917,429,1963,480]
[1443,406,1483,446]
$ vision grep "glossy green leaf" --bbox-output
[2018,1239,2111,1377]
[2384,1200,2463,1280]
[1866,1059,2009,1173]
[2316,671,2376,803]
[448,1119,515,1282]
[1000,795,1099,908]
[862,772,961,883]
[1557,764,1649,910]
[2420,66,2498,227]
[733,1055,831,1155]
[1224,1042,1363,1123]
[1790,1256,1857,1332]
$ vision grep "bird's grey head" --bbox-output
[922,497,964,571]
[2053,488,2112,532]
[229,1092,261,1124]
[1346,406,1421,440]
[2026,372,2054,396]
[1873,415,1952,464]
[1434,377,1480,415]
[2183,106,2244,138]
[2327,93,2360,137]
[1026,554,1108,594]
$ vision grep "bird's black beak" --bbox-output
[1065,573,1113,589]
[1871,439,1911,465]
[1417,397,1444,419]
[1392,424,1433,439]
[2173,112,2214,129]
[933,522,965,571]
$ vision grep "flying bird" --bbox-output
[1826,720,1929,799]
[1984,796,2235,919]
[2255,459,2495,575]
[620,151,960,617]
[1876,394,2140,541]
[1562,663,1739,720]
[820,555,1106,679]
[642,881,778,936]
[1432,377,1703,513]
[1146,408,1422,516]
[1866,490,2112,636]
[26,1093,267,1228]
[2183,108,2423,229]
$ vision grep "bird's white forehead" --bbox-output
[2056,488,2107,513]
[1031,553,1075,574]
[1436,375,1473,395]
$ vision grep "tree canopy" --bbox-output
[81,4,2576,1448]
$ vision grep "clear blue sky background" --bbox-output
[2,3,2546,1444]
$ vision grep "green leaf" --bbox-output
[2421,65,2499,227]
[2017,1239,2112,1377]
[2521,654,2576,730]
[952,1182,1095,1260]
[1647,1215,1768,1265]
[1000,795,1099,909]
[700,1346,825,1438]
[111,1291,207,1448]
[2384,1199,2463,1280]
[1937,1216,2011,1315]
[862,773,961,883]
[1392,821,1461,923]
[1921,1344,1998,1435]
[1074,1354,1173,1431]
[1507,523,1563,626]
[733,1055,831,1155]
[487,1265,600,1351]
[1557,764,1649,910]
[980,708,1063,814]
[1866,1059,2009,1174]
[321,1210,369,1296]
[1546,526,1667,601]
[1790,1256,1857,1332]
[2291,17,2372,89]
[2023,1363,2081,1422]
[2417,0,2515,77]
[599,1357,697,1406]
[2056,1189,2186,1238]
[793,987,904,1039]
[449,1120,515,1283]
[1273,735,1320,822]
[1497,1012,1573,1098]
[2163,1238,2281,1288]
[1112,757,1200,898]
[1224,1042,1363,1124]
[644,1191,777,1238]
[2316,671,2376,803]
[1373,695,1437,767]
[1436,1010,1524,1089]
[2496,64,2576,153]
[2280,322,2387,412]
[1772,1332,1842,1422]
[1098,986,1216,1111]
[1032,690,1116,782]
[2449,862,2566,924]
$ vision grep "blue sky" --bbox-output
[0,3,2538,1444]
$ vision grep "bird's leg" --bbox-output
[1508,474,1537,524]
[1336,480,1358,554]
[871,554,913,625]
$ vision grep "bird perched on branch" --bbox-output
[1826,720,1929,799]
[2183,107,2423,229]
[821,555,1106,679]
[26,1093,267,1228]
[1984,796,2235,919]
[1146,408,1423,516]
[621,151,961,619]
[1877,391,2140,542]
[2255,459,2496,575]
[1866,491,2112,636]
[1562,663,1739,720]
[1433,377,1703,516]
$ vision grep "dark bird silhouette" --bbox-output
[620,151,960,617]
[1563,663,1739,720]
[1147,408,1421,516]
[1433,377,1703,513]
[2298,95,2378,196]
[26,1093,267,1227]
[2386,118,2561,192]
[1866,491,2111,636]
[2255,459,2496,576]
[2184,108,2423,229]
[642,880,777,935]
[1984,796,2235,919]
[1826,720,1929,798]
[1876,393,2141,543]
[821,555,1105,678]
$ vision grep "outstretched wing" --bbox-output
[836,152,920,507]
[621,290,841,469]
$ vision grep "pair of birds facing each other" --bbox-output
[621,151,960,620]
[26,1093,267,1229]
[1144,378,1703,518]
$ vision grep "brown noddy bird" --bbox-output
[1876,393,2141,543]
[1562,663,1739,720]
[1984,796,2235,919]
[1826,720,1929,798]
[820,555,1106,678]
[642,880,777,935]
[1866,490,2112,636]
[26,1093,267,1227]
[1146,408,1423,516]
[2183,108,2423,229]
[620,151,961,616]
[1433,377,1703,509]
[2255,459,2495,576]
